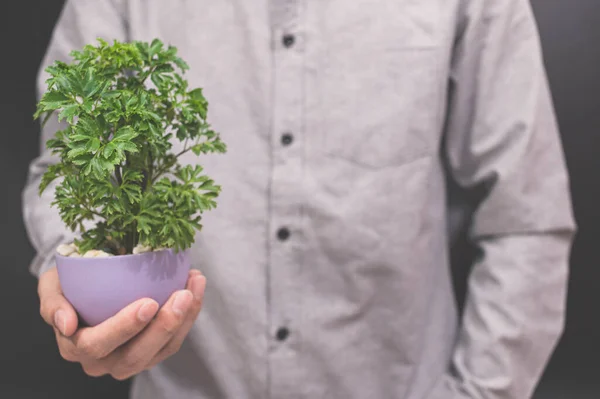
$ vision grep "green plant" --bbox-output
[34,38,226,255]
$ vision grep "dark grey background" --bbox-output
[0,1,598,398]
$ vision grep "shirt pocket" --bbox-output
[317,2,442,169]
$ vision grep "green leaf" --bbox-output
[38,165,64,195]
[46,138,65,150]
[117,141,138,153]
[76,116,101,135]
[70,133,93,142]
[176,125,188,141]
[155,64,174,74]
[57,104,79,123]
[151,73,165,90]
[102,91,121,99]
[54,74,74,93]
[71,153,93,166]
[173,57,189,71]
[150,39,163,57]
[114,126,138,142]
[103,142,116,158]
[191,144,203,156]
[81,67,102,97]
[90,157,109,177]
[135,41,149,59]
[41,91,70,108]
[40,111,55,127]
[82,161,93,176]
[145,111,162,122]
[188,88,204,101]
[67,145,89,159]
[81,99,94,113]
[86,138,101,153]
[125,95,137,110]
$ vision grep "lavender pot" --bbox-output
[55,249,191,326]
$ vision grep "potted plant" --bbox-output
[34,38,226,326]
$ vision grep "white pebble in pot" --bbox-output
[132,244,152,254]
[56,243,76,256]
[83,250,112,258]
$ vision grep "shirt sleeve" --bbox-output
[22,0,128,278]
[441,0,576,398]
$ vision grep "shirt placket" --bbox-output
[268,0,305,398]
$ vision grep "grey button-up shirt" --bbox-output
[23,1,576,398]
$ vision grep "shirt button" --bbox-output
[276,327,290,341]
[277,227,290,241]
[282,34,295,48]
[281,133,294,146]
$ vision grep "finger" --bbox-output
[70,298,159,360]
[189,268,202,277]
[57,333,109,378]
[80,360,108,378]
[106,288,194,380]
[148,273,206,369]
[38,267,79,337]
[54,328,80,362]
[56,329,111,378]
[54,326,108,381]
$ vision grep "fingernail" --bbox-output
[172,291,193,316]
[189,269,202,276]
[191,275,205,301]
[137,301,159,323]
[54,310,66,335]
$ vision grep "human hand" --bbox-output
[38,266,206,380]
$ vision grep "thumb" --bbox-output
[38,266,79,337]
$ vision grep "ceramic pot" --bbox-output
[55,249,190,326]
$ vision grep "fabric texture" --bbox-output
[23,1,576,398]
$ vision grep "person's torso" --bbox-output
[125,1,464,398]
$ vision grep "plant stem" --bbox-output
[82,204,105,220]
[176,148,191,158]
[140,66,158,86]
[150,146,193,183]
[148,150,154,184]
[104,238,122,255]
[142,149,153,192]
[110,175,119,187]
[124,226,135,254]
[115,165,123,185]
[132,221,138,250]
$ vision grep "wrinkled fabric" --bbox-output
[23,1,575,398]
